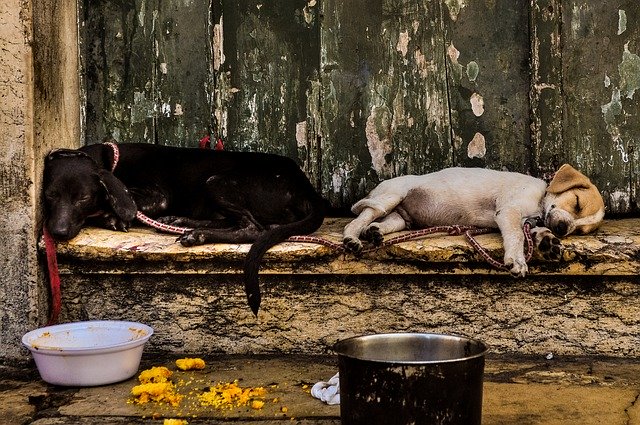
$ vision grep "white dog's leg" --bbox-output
[494,207,528,277]
[361,212,408,246]
[343,207,386,253]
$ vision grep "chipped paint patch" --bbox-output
[131,91,155,124]
[610,133,629,164]
[601,89,622,125]
[444,0,467,21]
[618,10,627,35]
[161,102,171,117]
[447,43,464,83]
[571,4,587,39]
[303,1,316,26]
[452,131,463,150]
[365,106,393,175]
[609,190,630,207]
[619,43,640,99]
[470,93,484,116]
[604,74,611,88]
[160,63,168,74]
[296,121,307,147]
[138,0,146,29]
[213,16,225,71]
[447,43,460,62]
[397,30,410,58]
[413,49,431,78]
[466,61,479,82]
[330,163,354,195]
[174,103,183,116]
[467,132,486,159]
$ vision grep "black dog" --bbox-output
[43,143,326,315]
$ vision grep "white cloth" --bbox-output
[311,372,340,405]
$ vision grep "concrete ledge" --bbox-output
[50,218,640,275]
[41,218,640,358]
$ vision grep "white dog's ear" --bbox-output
[547,164,592,194]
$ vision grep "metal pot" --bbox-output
[334,332,488,425]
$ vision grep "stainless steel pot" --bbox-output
[334,332,488,425]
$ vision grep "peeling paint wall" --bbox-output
[444,0,531,171]
[319,0,451,207]
[216,0,320,173]
[83,0,212,146]
[563,1,640,214]
[80,0,640,213]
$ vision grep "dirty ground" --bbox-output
[2,354,639,424]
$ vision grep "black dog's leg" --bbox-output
[128,186,169,217]
[156,216,234,229]
[178,224,263,247]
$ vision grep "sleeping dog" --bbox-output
[43,143,326,314]
[343,164,605,276]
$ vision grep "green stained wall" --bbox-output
[82,0,640,214]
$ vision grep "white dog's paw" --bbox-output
[361,224,384,246]
[343,236,364,255]
[531,227,563,261]
[504,255,528,277]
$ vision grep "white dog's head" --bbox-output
[543,164,605,237]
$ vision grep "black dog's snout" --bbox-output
[47,220,74,241]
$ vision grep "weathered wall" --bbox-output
[561,1,640,214]
[81,0,640,214]
[82,0,213,146]
[0,0,39,362]
[0,0,80,361]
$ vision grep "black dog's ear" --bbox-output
[97,170,137,222]
[46,148,91,162]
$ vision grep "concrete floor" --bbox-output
[2,354,639,424]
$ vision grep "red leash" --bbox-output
[43,225,61,325]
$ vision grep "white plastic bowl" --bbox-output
[22,320,153,386]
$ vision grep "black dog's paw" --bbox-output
[361,225,384,246]
[343,236,364,255]
[92,212,130,233]
[178,229,208,247]
[532,228,563,261]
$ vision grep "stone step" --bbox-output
[46,218,640,358]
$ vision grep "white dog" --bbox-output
[343,164,605,276]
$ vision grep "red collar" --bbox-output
[103,142,119,171]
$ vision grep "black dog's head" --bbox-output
[43,148,137,240]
